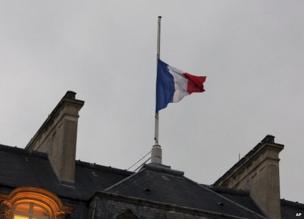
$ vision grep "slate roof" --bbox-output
[105,163,267,219]
[209,186,264,215]
[281,199,304,219]
[0,144,132,200]
[3,143,301,219]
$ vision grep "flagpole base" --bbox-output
[151,144,162,164]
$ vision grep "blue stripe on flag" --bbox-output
[156,59,175,112]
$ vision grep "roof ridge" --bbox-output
[143,163,184,176]
[104,164,185,193]
[103,169,143,192]
[75,160,132,176]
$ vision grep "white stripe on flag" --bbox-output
[168,65,189,103]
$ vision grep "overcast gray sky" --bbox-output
[0,0,303,203]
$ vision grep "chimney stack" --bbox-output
[214,135,284,219]
[26,91,84,184]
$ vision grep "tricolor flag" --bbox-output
[156,59,206,112]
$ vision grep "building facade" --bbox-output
[0,91,303,219]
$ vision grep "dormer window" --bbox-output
[0,187,71,219]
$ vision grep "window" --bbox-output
[13,202,50,219]
[0,187,71,219]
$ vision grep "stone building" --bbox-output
[0,91,303,219]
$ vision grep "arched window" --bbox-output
[0,187,71,219]
[13,202,50,219]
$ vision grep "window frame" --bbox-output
[13,201,50,219]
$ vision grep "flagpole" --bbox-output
[154,16,161,145]
[151,16,162,164]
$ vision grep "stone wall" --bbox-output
[90,194,243,219]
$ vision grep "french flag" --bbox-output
[156,59,206,112]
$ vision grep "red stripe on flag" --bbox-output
[184,73,206,94]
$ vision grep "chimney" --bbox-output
[214,135,284,219]
[25,91,84,184]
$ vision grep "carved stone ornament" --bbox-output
[0,200,12,219]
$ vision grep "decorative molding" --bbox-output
[0,193,8,202]
[1,187,72,219]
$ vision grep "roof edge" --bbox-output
[0,144,132,177]
[208,185,249,196]
[281,199,304,209]
[214,135,284,186]
[25,91,84,151]
[182,178,267,219]
[0,144,47,158]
